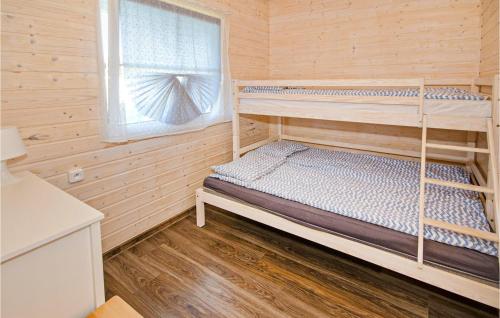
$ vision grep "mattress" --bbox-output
[204,176,499,282]
[240,87,492,117]
[212,142,496,256]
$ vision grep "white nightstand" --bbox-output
[1,172,105,318]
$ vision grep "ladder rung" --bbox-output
[423,217,498,242]
[425,143,489,154]
[424,177,494,193]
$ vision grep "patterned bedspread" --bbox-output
[211,142,497,256]
[242,86,486,101]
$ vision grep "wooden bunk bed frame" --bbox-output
[196,76,500,308]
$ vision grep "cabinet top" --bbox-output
[1,172,104,263]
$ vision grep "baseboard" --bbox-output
[103,208,192,261]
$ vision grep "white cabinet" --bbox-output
[1,172,105,318]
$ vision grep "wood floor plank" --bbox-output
[171,218,379,317]
[176,216,417,317]
[104,250,161,294]
[204,208,430,310]
[156,228,333,317]
[105,272,183,318]
[103,206,498,318]
[261,251,425,318]
[205,209,499,318]
[145,273,227,318]
[141,247,285,318]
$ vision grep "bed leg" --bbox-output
[196,189,206,227]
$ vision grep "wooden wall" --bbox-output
[269,0,482,80]
[269,0,484,159]
[479,0,499,77]
[1,0,269,252]
[476,0,499,179]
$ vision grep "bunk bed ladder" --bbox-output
[417,116,500,266]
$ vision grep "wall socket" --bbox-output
[68,168,85,183]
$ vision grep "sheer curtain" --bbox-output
[98,0,231,142]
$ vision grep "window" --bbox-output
[98,0,231,142]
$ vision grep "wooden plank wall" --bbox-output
[269,0,481,80]
[479,0,499,77]
[269,0,483,158]
[1,0,269,252]
[476,0,499,178]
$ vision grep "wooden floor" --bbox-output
[104,206,498,318]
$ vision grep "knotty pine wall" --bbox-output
[1,0,269,252]
[269,0,487,161]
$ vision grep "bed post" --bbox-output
[232,80,241,160]
[495,75,500,278]
[467,79,480,174]
[269,116,282,141]
[491,75,500,253]
[196,188,205,227]
[465,132,477,168]
[470,79,480,93]
[486,119,500,279]
[493,75,499,199]
[278,117,283,140]
[418,79,425,126]
[417,116,428,266]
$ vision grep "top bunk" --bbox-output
[233,78,496,132]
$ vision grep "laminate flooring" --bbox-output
[104,206,498,317]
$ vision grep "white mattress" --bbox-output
[240,98,492,118]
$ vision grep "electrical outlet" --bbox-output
[68,168,85,183]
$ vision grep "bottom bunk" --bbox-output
[203,177,499,282]
[196,141,499,307]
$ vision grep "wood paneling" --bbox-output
[268,0,484,159]
[283,118,471,161]
[1,0,270,252]
[479,0,499,77]
[269,0,481,80]
[103,207,498,318]
[476,0,499,180]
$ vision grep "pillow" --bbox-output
[255,141,309,157]
[212,151,285,182]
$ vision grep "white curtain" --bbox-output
[98,0,231,142]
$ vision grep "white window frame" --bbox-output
[97,0,232,142]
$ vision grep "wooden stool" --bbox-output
[87,296,143,318]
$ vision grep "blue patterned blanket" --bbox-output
[242,86,486,101]
[212,142,497,256]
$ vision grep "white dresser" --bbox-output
[1,172,105,318]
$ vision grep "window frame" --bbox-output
[99,0,230,142]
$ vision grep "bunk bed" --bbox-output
[195,77,500,308]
